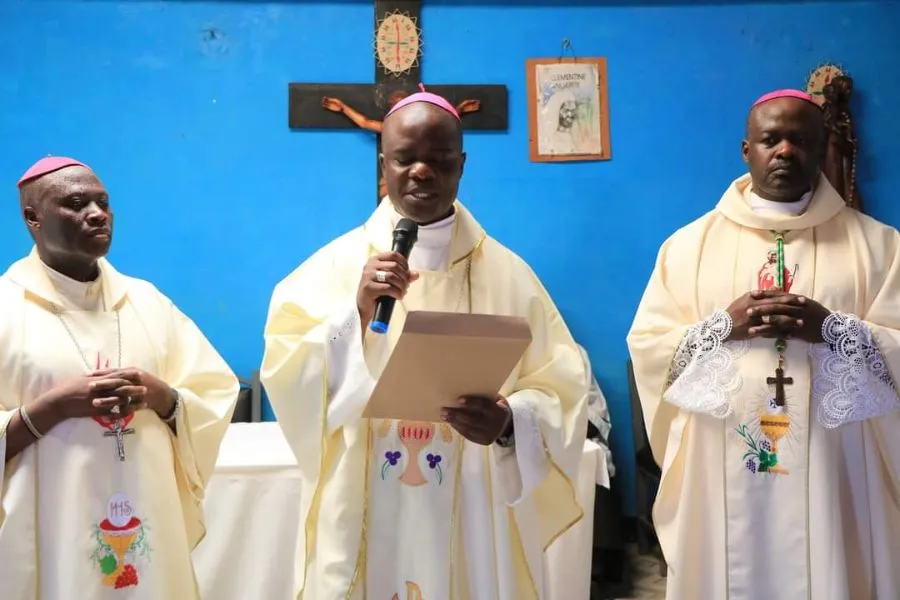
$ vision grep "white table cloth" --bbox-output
[193,423,608,600]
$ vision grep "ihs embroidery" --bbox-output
[91,493,151,589]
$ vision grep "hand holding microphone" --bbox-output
[356,219,419,333]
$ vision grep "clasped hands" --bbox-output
[726,289,832,343]
[45,368,175,421]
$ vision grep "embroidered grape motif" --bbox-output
[736,424,779,474]
[426,453,444,484]
[115,565,139,589]
[380,450,402,480]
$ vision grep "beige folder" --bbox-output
[362,310,533,423]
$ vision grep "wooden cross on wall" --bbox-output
[288,0,509,205]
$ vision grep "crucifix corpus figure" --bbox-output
[104,418,136,461]
[288,0,508,204]
[321,89,483,199]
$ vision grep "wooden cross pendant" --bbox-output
[767,366,794,407]
[104,420,135,462]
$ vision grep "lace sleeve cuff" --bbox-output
[810,311,900,428]
[491,391,551,506]
[663,309,748,418]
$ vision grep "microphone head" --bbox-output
[373,217,418,335]
[394,218,419,243]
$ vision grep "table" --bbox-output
[193,423,608,599]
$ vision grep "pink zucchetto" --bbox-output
[385,83,461,121]
[752,88,820,109]
[17,156,91,189]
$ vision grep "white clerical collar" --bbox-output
[41,260,104,311]
[391,206,455,250]
[749,189,813,216]
[389,205,455,271]
[416,211,455,250]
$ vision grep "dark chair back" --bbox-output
[232,370,262,423]
[627,359,666,575]
[627,359,653,463]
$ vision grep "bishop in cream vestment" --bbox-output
[0,156,239,599]
[262,198,588,599]
[628,92,900,599]
[264,90,589,600]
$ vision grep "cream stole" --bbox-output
[364,260,471,599]
[360,202,482,599]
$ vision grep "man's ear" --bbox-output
[23,205,40,229]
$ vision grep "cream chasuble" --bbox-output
[0,250,239,599]
[627,174,900,600]
[261,199,588,600]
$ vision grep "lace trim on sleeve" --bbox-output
[329,312,356,344]
[810,311,900,428]
[663,309,748,418]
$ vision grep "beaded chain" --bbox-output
[769,230,790,406]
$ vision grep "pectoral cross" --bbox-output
[104,419,135,462]
[767,366,794,407]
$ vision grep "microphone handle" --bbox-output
[370,296,397,334]
[369,238,414,334]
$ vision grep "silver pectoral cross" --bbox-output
[103,420,135,462]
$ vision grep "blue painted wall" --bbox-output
[1,0,898,513]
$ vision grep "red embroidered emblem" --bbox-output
[757,249,797,292]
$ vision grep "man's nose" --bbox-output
[775,141,797,159]
[409,162,435,180]
[85,203,109,225]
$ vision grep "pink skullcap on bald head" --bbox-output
[752,88,820,109]
[385,83,461,121]
[17,155,91,189]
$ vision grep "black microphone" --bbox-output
[370,218,418,334]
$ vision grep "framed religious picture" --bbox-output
[526,57,611,162]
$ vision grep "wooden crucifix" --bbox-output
[288,0,508,205]
[767,366,793,407]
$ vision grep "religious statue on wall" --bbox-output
[320,92,482,199]
[806,64,863,212]
[821,75,862,212]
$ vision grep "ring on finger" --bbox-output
[110,405,121,415]
[761,315,771,324]
[375,270,388,283]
